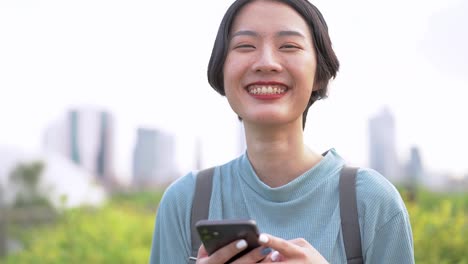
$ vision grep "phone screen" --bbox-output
[196,219,261,263]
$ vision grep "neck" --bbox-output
[243,121,322,187]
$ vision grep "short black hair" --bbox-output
[207,0,339,129]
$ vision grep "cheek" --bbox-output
[222,66,238,99]
[224,58,243,77]
[222,59,236,86]
[301,62,317,92]
[223,60,248,98]
[291,65,316,92]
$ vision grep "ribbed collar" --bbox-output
[235,148,345,202]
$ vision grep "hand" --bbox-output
[195,239,272,264]
[257,233,329,264]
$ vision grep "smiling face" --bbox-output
[223,0,317,128]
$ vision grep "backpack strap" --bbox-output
[189,167,215,263]
[340,166,363,264]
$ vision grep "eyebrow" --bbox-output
[230,30,258,39]
[276,30,306,38]
[230,30,306,39]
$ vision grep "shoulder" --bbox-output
[354,169,414,261]
[151,172,199,263]
[355,168,408,220]
[157,171,198,217]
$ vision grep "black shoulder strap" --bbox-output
[340,166,363,264]
[189,167,215,263]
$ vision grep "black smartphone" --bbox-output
[195,219,261,263]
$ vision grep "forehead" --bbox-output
[230,0,311,38]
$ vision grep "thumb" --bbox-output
[197,244,209,258]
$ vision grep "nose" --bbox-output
[251,46,283,73]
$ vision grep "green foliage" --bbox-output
[402,189,467,264]
[110,190,164,211]
[1,191,163,264]
[1,188,466,263]
[408,201,467,264]
[8,160,52,209]
[9,161,44,187]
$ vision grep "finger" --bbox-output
[270,250,283,262]
[197,244,209,258]
[208,239,248,264]
[258,233,303,259]
[288,238,313,248]
[231,247,272,264]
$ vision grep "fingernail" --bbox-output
[271,251,280,262]
[236,239,247,250]
[259,234,269,243]
[261,247,272,256]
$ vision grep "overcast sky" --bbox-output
[1,0,467,182]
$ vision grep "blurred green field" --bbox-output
[1,188,466,263]
[400,188,468,264]
[0,190,164,264]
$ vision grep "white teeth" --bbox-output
[247,85,286,95]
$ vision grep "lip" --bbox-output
[245,81,289,88]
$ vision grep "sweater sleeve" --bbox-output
[149,173,196,264]
[355,168,414,263]
[365,210,414,263]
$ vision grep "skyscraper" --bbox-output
[238,122,247,155]
[194,136,203,170]
[368,107,401,182]
[44,107,115,181]
[132,128,178,185]
[406,146,423,183]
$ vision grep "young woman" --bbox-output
[150,0,414,263]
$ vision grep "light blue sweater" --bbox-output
[150,149,414,263]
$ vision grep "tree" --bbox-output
[8,161,51,209]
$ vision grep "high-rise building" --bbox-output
[406,146,423,183]
[44,107,115,181]
[238,122,247,155]
[194,136,203,170]
[368,107,401,182]
[132,128,178,185]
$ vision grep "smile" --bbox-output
[247,84,288,95]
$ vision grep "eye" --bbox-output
[280,44,301,50]
[234,44,256,50]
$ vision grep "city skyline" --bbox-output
[0,104,465,189]
[1,0,468,183]
[44,107,115,181]
[133,127,178,185]
[368,107,401,182]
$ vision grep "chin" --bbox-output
[245,114,297,127]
